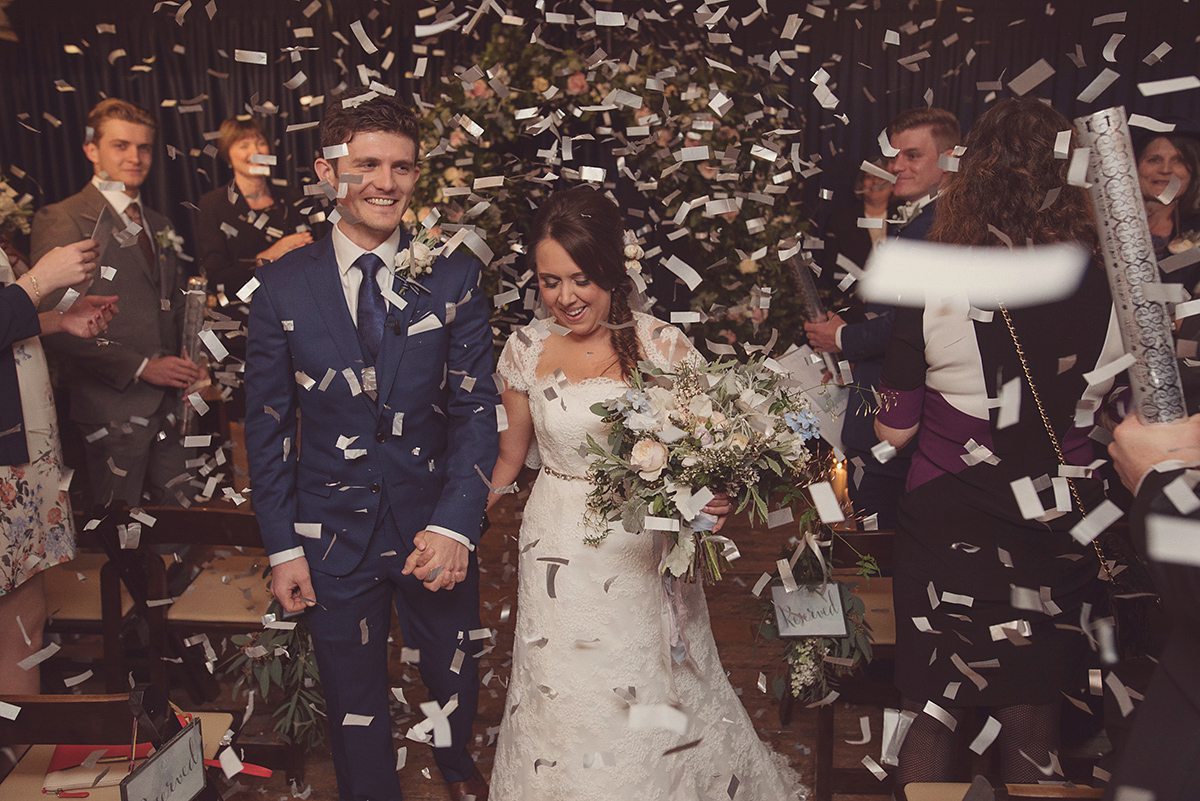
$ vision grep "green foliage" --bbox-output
[409,20,807,354]
[224,600,326,752]
[760,514,882,702]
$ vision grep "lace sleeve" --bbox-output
[497,329,532,393]
[636,313,706,371]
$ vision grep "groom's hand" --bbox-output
[403,530,470,592]
[271,557,317,613]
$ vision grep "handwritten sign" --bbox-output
[121,718,205,801]
[772,584,847,637]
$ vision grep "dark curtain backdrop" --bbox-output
[784,0,1200,216]
[0,0,415,262]
[1,0,1199,254]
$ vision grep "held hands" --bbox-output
[403,529,470,592]
[141,355,206,388]
[702,492,733,534]
[270,557,317,614]
[258,232,314,264]
[28,239,99,294]
[1109,414,1200,493]
[803,311,846,354]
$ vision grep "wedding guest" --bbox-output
[31,97,202,507]
[874,98,1123,790]
[485,186,803,800]
[1135,131,1200,266]
[196,116,313,300]
[1105,414,1200,801]
[822,159,894,279]
[2,239,116,693]
[805,108,960,528]
[245,94,496,801]
[196,116,314,419]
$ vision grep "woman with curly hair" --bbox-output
[874,97,1124,791]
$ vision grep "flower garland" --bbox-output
[760,509,879,703]
[409,19,812,356]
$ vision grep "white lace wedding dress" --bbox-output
[490,312,806,801]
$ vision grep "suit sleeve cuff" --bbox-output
[834,324,845,351]
[426,525,474,551]
[269,546,306,566]
[134,357,149,380]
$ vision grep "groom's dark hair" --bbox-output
[320,93,420,161]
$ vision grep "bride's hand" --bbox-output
[402,529,471,592]
[701,492,732,533]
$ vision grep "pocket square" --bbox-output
[408,315,443,336]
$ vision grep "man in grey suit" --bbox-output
[32,98,203,507]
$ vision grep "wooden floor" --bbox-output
[41,476,895,800]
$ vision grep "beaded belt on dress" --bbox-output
[542,465,586,481]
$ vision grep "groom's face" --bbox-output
[316,130,419,248]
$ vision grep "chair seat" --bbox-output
[834,572,896,646]
[168,551,271,625]
[43,553,134,623]
[0,710,233,801]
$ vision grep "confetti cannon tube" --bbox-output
[1074,106,1186,424]
[177,276,208,434]
[786,255,840,378]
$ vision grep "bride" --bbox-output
[486,186,805,800]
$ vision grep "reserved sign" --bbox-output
[772,583,848,637]
[121,718,205,801]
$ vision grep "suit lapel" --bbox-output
[80,183,157,283]
[375,230,418,405]
[303,237,377,415]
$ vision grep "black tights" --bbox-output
[893,697,1061,799]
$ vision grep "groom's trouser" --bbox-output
[306,508,481,801]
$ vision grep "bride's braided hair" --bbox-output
[529,186,640,379]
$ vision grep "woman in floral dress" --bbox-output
[0,239,114,693]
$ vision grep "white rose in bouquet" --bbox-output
[630,438,669,481]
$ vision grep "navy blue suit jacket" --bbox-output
[839,201,936,461]
[1,283,40,465]
[244,232,500,576]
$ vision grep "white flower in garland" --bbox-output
[622,229,644,274]
[395,226,441,290]
[156,226,184,257]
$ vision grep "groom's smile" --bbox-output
[315,129,420,250]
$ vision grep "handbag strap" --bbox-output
[998,302,1115,582]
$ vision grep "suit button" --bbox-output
[370,482,380,493]
[376,432,386,443]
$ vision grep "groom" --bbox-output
[244,94,498,801]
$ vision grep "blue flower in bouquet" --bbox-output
[783,409,819,441]
[622,389,651,415]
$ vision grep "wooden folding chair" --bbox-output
[0,691,232,800]
[74,505,269,701]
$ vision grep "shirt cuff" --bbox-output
[269,546,306,566]
[834,324,844,351]
[426,525,475,551]
[134,357,149,380]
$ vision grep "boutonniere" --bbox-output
[394,226,440,292]
[895,200,922,226]
[156,226,184,257]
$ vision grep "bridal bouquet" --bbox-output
[584,356,823,582]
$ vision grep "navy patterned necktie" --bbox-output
[353,252,387,362]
